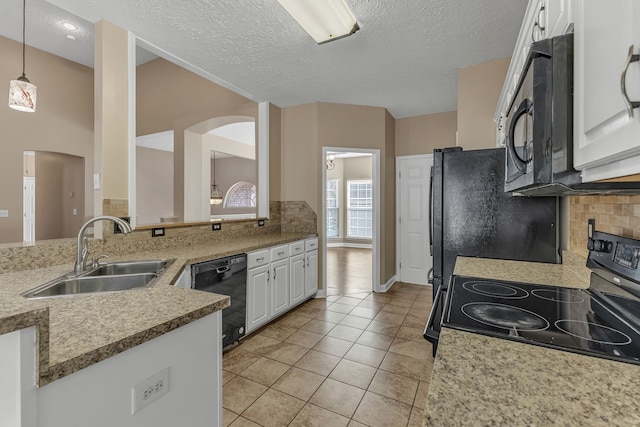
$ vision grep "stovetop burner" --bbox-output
[444,276,640,365]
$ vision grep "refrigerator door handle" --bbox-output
[428,165,434,256]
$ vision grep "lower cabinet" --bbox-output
[246,238,318,335]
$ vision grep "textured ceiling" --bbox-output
[1,0,527,119]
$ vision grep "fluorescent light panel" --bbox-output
[277,0,359,44]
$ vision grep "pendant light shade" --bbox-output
[8,0,37,112]
[210,152,224,205]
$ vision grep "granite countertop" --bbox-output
[0,232,313,386]
[424,254,640,426]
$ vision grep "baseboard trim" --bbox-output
[379,275,397,293]
[314,288,327,298]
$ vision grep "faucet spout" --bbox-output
[74,216,132,274]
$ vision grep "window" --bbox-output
[326,179,339,238]
[223,182,256,208]
[347,180,372,238]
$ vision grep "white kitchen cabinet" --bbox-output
[246,264,271,333]
[289,253,306,307]
[494,0,573,146]
[304,249,318,298]
[573,0,640,181]
[271,258,290,317]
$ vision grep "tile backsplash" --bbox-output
[569,195,640,258]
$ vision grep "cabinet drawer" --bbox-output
[247,250,270,269]
[305,238,318,252]
[271,245,290,262]
[289,241,305,256]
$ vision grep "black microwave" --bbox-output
[504,33,577,195]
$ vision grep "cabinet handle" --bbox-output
[278,251,285,256]
[274,269,277,279]
[256,257,264,262]
[621,45,640,118]
[536,4,545,32]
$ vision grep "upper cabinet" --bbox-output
[573,0,640,181]
[495,0,573,146]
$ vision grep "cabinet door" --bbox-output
[304,250,318,298]
[574,0,640,179]
[271,259,290,317]
[246,265,271,333]
[289,254,306,307]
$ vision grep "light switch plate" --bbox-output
[0,210,7,218]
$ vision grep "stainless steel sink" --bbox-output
[85,260,170,276]
[21,259,175,300]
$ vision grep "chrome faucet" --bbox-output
[74,216,132,274]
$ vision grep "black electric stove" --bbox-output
[425,230,640,365]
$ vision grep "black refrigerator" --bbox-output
[430,147,560,300]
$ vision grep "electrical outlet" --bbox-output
[151,227,165,237]
[258,220,265,227]
[131,367,170,414]
[0,210,8,218]
[212,223,222,231]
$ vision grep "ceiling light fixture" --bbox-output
[210,151,224,205]
[62,22,77,31]
[277,0,359,44]
[8,0,37,112]
[326,154,335,170]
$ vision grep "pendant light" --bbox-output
[210,151,224,205]
[8,0,37,112]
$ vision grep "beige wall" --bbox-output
[0,36,94,244]
[136,57,257,220]
[35,152,85,240]
[395,111,458,156]
[457,57,510,150]
[281,102,396,286]
[136,147,174,224]
[210,157,257,216]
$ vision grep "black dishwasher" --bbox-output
[191,254,247,348]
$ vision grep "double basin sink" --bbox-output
[21,259,175,300]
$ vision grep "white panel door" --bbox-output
[397,156,433,285]
[23,177,35,243]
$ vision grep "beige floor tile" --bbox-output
[339,315,372,329]
[373,311,406,325]
[239,357,290,387]
[349,306,380,319]
[388,338,431,361]
[382,304,411,316]
[309,378,365,418]
[300,319,337,335]
[285,329,325,348]
[356,330,394,351]
[294,350,341,376]
[327,324,364,342]
[305,298,332,309]
[368,369,419,405]
[223,349,261,374]
[258,323,298,341]
[420,354,435,382]
[396,325,426,342]
[240,334,282,355]
[326,295,341,302]
[265,342,309,365]
[343,343,386,368]
[346,292,371,299]
[347,421,368,427]
[329,359,377,389]
[223,408,239,427]
[335,296,363,306]
[408,407,425,427]
[314,310,347,323]
[402,313,427,329]
[352,391,412,427]
[228,417,261,427]
[294,306,323,318]
[222,369,237,385]
[379,351,426,380]
[365,294,391,303]
[413,380,430,408]
[289,403,350,427]
[313,336,354,357]
[276,313,311,329]
[386,298,414,308]
[326,303,355,314]
[355,300,385,310]
[366,320,401,336]
[222,376,267,414]
[243,389,305,427]
[272,367,326,401]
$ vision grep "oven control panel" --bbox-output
[613,243,640,270]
